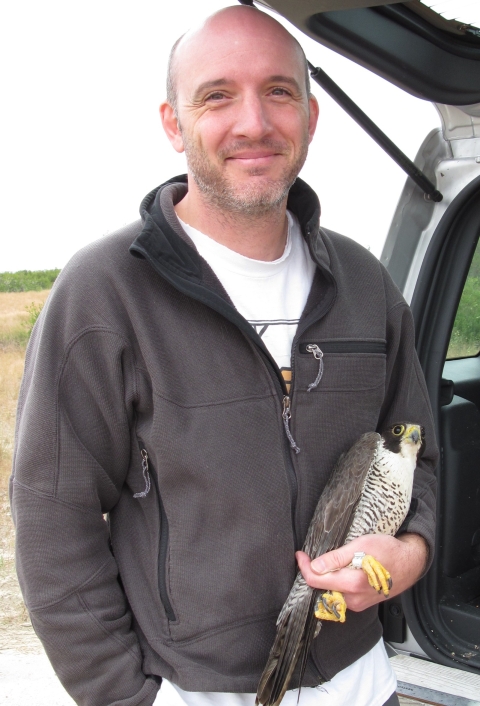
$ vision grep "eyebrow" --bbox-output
[267,75,303,93]
[191,74,303,101]
[192,79,230,101]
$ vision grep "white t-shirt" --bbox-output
[180,211,315,388]
[153,213,396,706]
[156,638,395,706]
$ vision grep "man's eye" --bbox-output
[206,92,226,101]
[270,87,291,96]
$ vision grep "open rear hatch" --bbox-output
[250,1,480,104]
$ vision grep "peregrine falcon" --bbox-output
[255,423,424,706]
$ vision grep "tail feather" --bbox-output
[256,584,320,706]
[296,591,321,694]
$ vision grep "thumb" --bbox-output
[310,545,353,575]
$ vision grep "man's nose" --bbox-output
[231,93,272,140]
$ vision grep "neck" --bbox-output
[174,183,289,262]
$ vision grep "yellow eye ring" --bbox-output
[393,425,405,436]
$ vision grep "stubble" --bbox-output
[181,133,309,219]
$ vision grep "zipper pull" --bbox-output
[306,344,324,392]
[282,396,300,454]
[133,449,151,498]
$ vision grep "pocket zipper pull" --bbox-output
[306,344,324,392]
[282,396,300,454]
[134,449,151,498]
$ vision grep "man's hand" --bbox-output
[296,533,428,612]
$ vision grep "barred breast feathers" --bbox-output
[345,438,416,543]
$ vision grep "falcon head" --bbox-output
[381,423,425,462]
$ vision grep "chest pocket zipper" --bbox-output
[305,344,324,392]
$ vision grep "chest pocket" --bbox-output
[298,339,387,392]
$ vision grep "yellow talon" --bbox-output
[314,590,347,623]
[314,556,391,627]
[361,554,392,596]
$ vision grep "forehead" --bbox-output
[174,18,305,97]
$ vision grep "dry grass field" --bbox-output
[0,290,50,349]
[0,290,50,654]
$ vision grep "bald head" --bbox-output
[166,5,310,114]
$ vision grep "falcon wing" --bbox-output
[303,431,381,560]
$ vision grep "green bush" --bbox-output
[24,302,44,337]
[0,269,60,292]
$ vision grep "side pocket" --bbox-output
[135,443,177,622]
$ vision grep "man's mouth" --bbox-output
[225,151,283,167]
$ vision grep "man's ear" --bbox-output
[160,102,184,153]
[307,95,319,144]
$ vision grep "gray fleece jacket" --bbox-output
[10,176,437,706]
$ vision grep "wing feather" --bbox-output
[303,432,380,559]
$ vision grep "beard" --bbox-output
[181,133,309,218]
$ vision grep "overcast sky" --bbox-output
[0,0,440,272]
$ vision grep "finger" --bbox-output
[312,568,366,593]
[296,552,367,592]
[296,551,315,576]
[310,544,356,575]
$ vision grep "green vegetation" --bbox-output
[24,302,44,338]
[447,243,480,359]
[0,269,60,293]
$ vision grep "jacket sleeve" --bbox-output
[378,275,438,571]
[10,281,160,706]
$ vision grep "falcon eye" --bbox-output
[392,425,405,436]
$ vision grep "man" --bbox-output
[11,5,437,706]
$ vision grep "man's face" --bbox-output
[165,13,318,216]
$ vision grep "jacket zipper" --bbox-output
[135,443,177,622]
[258,350,300,548]
[282,396,300,454]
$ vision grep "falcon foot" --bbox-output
[314,590,347,623]
[353,553,392,596]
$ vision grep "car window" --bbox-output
[446,238,480,359]
[419,1,480,31]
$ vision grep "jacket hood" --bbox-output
[130,174,331,280]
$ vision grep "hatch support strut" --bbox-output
[307,62,443,202]
[238,0,443,202]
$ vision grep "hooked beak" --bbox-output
[405,424,422,445]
